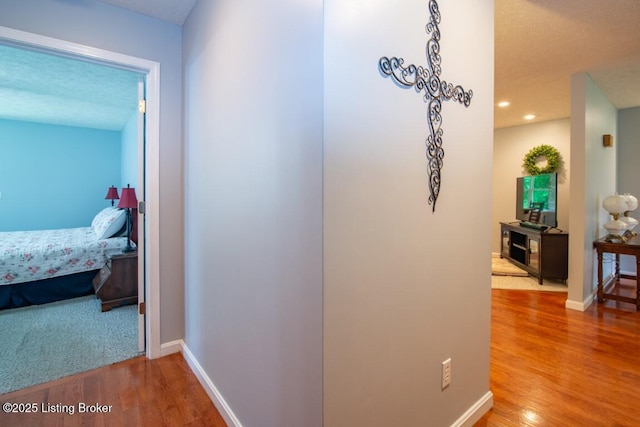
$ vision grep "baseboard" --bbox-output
[565,297,592,311]
[450,391,494,427]
[177,341,490,427]
[182,343,243,427]
[565,288,597,312]
[160,339,183,357]
[161,340,241,425]
[564,272,621,312]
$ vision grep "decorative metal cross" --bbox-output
[379,0,473,212]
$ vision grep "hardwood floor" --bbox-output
[476,281,640,426]
[0,352,227,427]
[3,284,639,426]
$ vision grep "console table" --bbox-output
[500,222,568,284]
[593,235,640,310]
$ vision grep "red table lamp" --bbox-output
[105,186,119,206]
[117,184,138,253]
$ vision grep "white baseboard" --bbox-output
[171,337,496,427]
[565,287,599,312]
[565,272,621,312]
[181,343,243,427]
[451,391,494,427]
[565,297,591,311]
[159,340,241,425]
[160,339,183,357]
[176,341,491,427]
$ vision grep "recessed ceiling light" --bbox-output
[524,114,536,120]
[498,101,510,108]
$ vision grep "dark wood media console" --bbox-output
[500,222,568,284]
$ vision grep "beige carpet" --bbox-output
[491,256,567,292]
[491,275,568,292]
[491,257,528,276]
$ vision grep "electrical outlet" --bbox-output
[441,358,452,389]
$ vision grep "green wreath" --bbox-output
[523,144,561,175]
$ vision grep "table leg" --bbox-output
[597,251,604,303]
[636,256,640,310]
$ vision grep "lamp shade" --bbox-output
[117,186,138,209]
[603,194,627,215]
[624,194,638,212]
[105,186,119,201]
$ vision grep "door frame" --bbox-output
[0,26,162,358]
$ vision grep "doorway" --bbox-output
[0,24,161,368]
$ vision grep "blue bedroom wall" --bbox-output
[0,118,121,231]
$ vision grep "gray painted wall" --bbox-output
[3,0,495,423]
[183,0,493,425]
[182,0,324,425]
[323,0,493,424]
[568,73,618,308]
[617,107,640,274]
[0,0,185,343]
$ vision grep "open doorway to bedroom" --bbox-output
[0,39,150,394]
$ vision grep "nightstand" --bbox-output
[92,248,138,312]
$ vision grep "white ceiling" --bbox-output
[99,0,196,25]
[0,1,638,131]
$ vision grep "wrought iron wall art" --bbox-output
[379,0,473,212]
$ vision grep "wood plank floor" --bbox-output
[3,284,640,426]
[476,280,640,426]
[0,352,227,427]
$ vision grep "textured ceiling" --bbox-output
[495,0,640,128]
[98,0,640,129]
[0,1,638,131]
[0,44,140,131]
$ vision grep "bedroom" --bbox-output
[0,43,143,392]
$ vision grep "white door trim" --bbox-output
[0,25,162,359]
[137,78,146,354]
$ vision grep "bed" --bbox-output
[0,207,134,310]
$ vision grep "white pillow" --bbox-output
[92,207,126,240]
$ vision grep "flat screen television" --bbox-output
[515,172,557,228]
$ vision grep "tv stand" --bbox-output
[500,222,568,284]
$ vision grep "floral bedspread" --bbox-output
[0,227,130,286]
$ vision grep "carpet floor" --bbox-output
[491,256,529,276]
[491,274,568,292]
[491,256,567,292]
[0,295,140,395]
